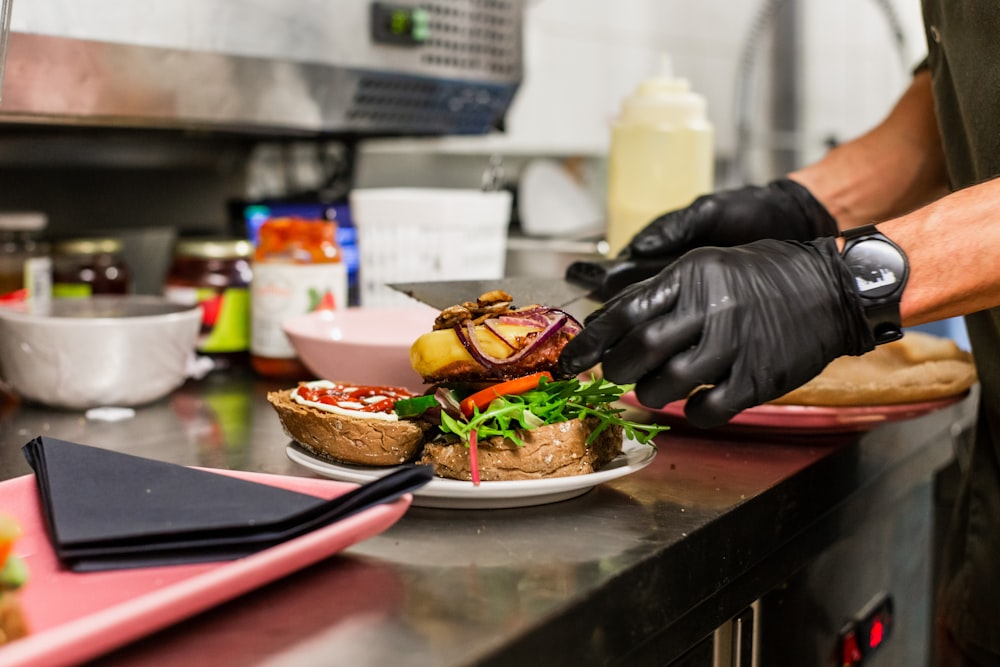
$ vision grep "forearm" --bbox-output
[875,178,1000,325]
[792,69,997,326]
[790,70,949,230]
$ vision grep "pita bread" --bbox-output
[770,331,977,407]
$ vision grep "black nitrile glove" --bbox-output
[557,237,876,429]
[626,178,838,260]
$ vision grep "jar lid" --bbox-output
[54,237,124,256]
[173,238,253,260]
[0,212,48,231]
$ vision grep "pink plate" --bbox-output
[0,470,411,667]
[620,391,968,436]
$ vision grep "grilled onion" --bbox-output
[453,307,581,372]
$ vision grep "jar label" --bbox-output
[24,257,52,304]
[251,262,348,358]
[204,287,250,353]
[52,282,93,299]
[165,285,251,354]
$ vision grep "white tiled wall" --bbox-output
[362,0,758,158]
[505,0,758,157]
[797,0,926,168]
[361,0,927,185]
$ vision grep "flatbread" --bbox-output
[770,331,977,407]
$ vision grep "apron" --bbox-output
[921,0,1000,661]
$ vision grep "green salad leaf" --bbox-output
[393,394,439,418]
[396,376,669,448]
[1,554,28,590]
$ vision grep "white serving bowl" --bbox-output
[0,296,202,410]
[282,305,439,393]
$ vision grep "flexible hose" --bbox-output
[729,0,912,186]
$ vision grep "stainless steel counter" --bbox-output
[0,369,975,666]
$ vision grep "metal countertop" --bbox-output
[0,369,975,666]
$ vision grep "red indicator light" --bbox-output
[841,631,863,666]
[869,617,884,648]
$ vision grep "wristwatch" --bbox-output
[840,224,909,345]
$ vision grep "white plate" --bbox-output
[286,438,657,509]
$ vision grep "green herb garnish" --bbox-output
[398,376,669,447]
[393,394,439,418]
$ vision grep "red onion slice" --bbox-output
[496,316,545,328]
[469,429,481,486]
[455,311,568,370]
[508,305,547,317]
[483,319,517,351]
[434,386,464,420]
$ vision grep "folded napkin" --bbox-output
[22,436,432,572]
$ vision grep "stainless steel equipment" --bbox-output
[388,254,670,321]
[0,0,524,136]
[0,0,12,102]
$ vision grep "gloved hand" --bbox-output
[557,237,876,429]
[625,178,839,260]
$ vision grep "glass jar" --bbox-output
[52,237,131,297]
[164,238,253,370]
[250,217,347,379]
[0,212,50,299]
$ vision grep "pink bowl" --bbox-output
[282,306,439,392]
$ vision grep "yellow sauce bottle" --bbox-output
[606,55,714,256]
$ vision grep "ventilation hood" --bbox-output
[0,0,523,137]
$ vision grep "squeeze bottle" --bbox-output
[606,55,714,256]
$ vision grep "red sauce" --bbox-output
[295,383,416,414]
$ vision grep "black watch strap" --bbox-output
[840,224,909,345]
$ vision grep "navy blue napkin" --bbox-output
[22,436,432,572]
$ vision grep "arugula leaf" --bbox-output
[402,376,669,448]
[393,394,439,418]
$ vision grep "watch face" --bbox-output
[843,238,907,299]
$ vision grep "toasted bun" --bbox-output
[771,331,977,406]
[419,417,623,481]
[0,591,28,645]
[268,388,429,466]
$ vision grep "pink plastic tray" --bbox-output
[0,469,411,667]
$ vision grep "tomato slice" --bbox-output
[0,514,22,567]
[459,371,553,417]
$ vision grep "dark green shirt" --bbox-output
[922,0,1000,656]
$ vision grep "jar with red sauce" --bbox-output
[164,238,253,370]
[52,237,131,297]
[250,218,347,379]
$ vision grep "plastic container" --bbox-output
[250,218,347,379]
[349,188,512,308]
[606,55,714,256]
[52,237,131,297]
[0,212,50,299]
[164,238,253,370]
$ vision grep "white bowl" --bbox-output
[282,305,439,392]
[0,296,202,409]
